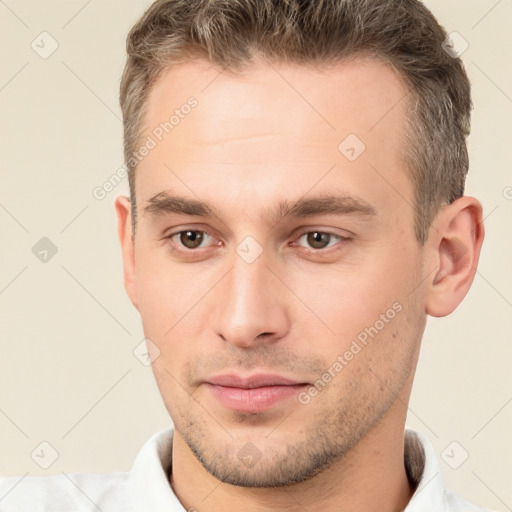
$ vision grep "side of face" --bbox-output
[115,55,483,486]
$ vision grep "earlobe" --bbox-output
[426,197,484,318]
[114,195,139,310]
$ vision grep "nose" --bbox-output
[212,251,290,348]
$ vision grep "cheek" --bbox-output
[133,253,227,392]
[317,295,422,403]
[286,250,414,344]
[134,248,215,337]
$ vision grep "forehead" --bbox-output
[136,55,413,223]
[144,54,408,140]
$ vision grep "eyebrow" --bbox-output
[143,191,377,224]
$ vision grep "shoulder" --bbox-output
[0,471,131,512]
[0,427,176,512]
[444,489,497,512]
[404,427,495,512]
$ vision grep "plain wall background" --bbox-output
[0,0,511,510]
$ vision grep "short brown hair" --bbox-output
[120,0,472,244]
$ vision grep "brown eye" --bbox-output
[306,232,332,249]
[179,230,205,249]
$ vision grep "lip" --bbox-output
[206,373,305,388]
[204,373,309,413]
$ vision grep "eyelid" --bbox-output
[163,223,218,240]
[163,226,352,255]
[164,226,221,252]
[290,228,352,253]
[296,232,341,246]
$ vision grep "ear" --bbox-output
[114,195,139,310]
[425,196,485,317]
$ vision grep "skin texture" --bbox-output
[115,55,484,512]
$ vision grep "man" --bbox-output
[0,0,492,510]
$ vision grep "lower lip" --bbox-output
[204,383,308,413]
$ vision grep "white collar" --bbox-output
[128,426,484,511]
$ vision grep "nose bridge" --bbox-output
[213,247,289,347]
[230,253,270,311]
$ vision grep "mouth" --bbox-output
[204,373,310,413]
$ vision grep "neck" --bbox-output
[170,406,415,512]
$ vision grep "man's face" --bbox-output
[126,55,428,486]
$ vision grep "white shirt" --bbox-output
[0,427,491,511]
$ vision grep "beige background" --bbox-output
[0,0,511,510]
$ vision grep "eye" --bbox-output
[170,230,213,249]
[297,231,344,250]
[165,228,347,255]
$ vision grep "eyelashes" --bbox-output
[294,231,345,250]
[164,228,351,258]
